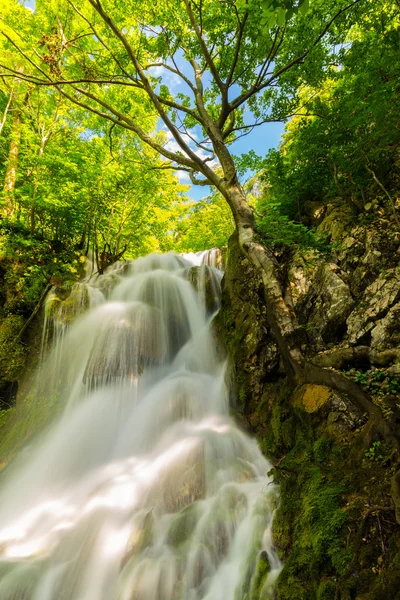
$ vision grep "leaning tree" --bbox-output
[1,0,397,441]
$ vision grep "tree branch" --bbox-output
[87,0,220,186]
[66,0,140,84]
[144,61,195,92]
[183,0,225,92]
[189,170,210,185]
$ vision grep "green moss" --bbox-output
[249,551,271,600]
[0,408,11,429]
[216,232,399,599]
[0,315,26,386]
[257,384,353,599]
[317,580,336,600]
[0,390,62,466]
[167,504,198,547]
[313,437,333,463]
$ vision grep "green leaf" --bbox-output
[286,7,294,21]
[277,7,286,27]
[299,0,310,16]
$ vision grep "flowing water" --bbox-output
[0,251,281,599]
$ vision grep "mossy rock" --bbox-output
[316,206,354,243]
[166,504,199,547]
[293,384,332,413]
[317,580,336,600]
[0,315,26,387]
[249,551,271,599]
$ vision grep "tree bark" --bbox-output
[2,105,21,219]
[30,133,49,235]
[222,179,303,379]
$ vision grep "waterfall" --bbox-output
[0,251,281,599]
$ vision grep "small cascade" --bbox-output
[40,281,105,368]
[0,251,281,600]
[182,248,224,270]
[182,265,223,316]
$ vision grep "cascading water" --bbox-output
[0,251,281,599]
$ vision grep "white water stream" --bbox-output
[0,250,281,599]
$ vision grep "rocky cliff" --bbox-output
[214,203,400,600]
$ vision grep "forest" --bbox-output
[0,0,399,599]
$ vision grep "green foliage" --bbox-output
[175,191,234,252]
[364,441,383,462]
[256,201,331,251]
[0,315,26,384]
[0,409,11,429]
[345,368,400,420]
[0,224,82,312]
[260,2,400,222]
[258,384,352,598]
[316,580,336,600]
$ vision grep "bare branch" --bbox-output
[226,10,249,88]
[1,32,52,83]
[144,61,195,92]
[0,68,141,88]
[183,0,225,92]
[67,0,140,84]
[189,170,210,186]
[254,25,285,90]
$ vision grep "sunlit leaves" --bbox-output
[260,0,400,221]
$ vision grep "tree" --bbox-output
[261,1,400,223]
[1,0,395,438]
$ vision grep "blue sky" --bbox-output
[187,122,284,201]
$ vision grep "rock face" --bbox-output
[347,270,400,349]
[213,234,280,419]
[297,263,354,345]
[215,214,400,600]
[284,205,400,355]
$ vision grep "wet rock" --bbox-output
[122,510,154,567]
[213,234,280,418]
[161,443,206,512]
[183,265,222,315]
[166,504,199,547]
[46,283,91,327]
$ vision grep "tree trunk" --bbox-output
[223,180,302,378]
[2,106,21,219]
[0,91,13,136]
[30,134,49,235]
[222,179,398,446]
